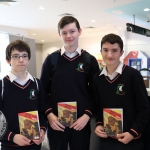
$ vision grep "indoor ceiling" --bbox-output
[0,0,150,43]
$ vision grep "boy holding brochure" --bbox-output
[93,33,149,150]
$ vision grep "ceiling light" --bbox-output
[119,27,123,30]
[41,40,45,42]
[144,8,150,11]
[91,20,96,22]
[39,7,45,10]
[85,33,88,34]
[9,21,13,23]
[32,34,36,35]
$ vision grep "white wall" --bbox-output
[79,35,103,54]
[125,32,150,57]
[36,44,42,78]
[42,41,62,62]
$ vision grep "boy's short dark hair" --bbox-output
[58,16,80,33]
[101,33,123,51]
[6,40,31,61]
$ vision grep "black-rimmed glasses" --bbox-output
[11,54,29,60]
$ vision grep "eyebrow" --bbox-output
[12,53,28,55]
[61,29,76,32]
[112,48,119,51]
[102,48,119,51]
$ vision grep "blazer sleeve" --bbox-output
[84,56,99,117]
[129,70,149,138]
[37,79,47,132]
[93,73,103,126]
[40,55,53,116]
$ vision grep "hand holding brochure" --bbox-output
[18,111,40,140]
[103,108,123,137]
[58,102,77,126]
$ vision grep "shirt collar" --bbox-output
[8,71,34,82]
[61,46,82,56]
[100,62,123,76]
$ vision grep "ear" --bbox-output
[120,50,124,56]
[58,33,61,37]
[100,49,102,54]
[78,28,82,36]
[6,59,11,65]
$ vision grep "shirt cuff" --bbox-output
[45,108,53,116]
[8,132,15,142]
[129,128,139,138]
[84,110,92,118]
[40,126,47,132]
[96,122,103,127]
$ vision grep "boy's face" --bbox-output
[7,49,29,72]
[101,42,124,67]
[59,22,82,48]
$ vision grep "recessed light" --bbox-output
[119,27,123,30]
[41,40,45,42]
[91,20,96,22]
[144,8,150,11]
[39,7,45,10]
[32,34,36,35]
[85,33,88,34]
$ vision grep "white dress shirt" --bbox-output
[100,62,124,80]
[61,46,82,58]
[8,71,34,86]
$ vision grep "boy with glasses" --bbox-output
[0,40,47,150]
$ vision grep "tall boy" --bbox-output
[40,16,99,150]
[94,33,149,150]
[0,40,47,150]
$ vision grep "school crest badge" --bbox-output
[29,89,37,100]
[116,84,125,95]
[77,63,84,72]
